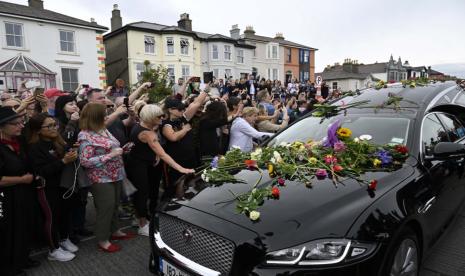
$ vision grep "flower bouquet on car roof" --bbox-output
[200,120,409,221]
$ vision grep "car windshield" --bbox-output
[268,115,411,146]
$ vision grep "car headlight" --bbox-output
[265,239,377,266]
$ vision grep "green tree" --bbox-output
[136,60,172,103]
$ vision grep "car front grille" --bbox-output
[158,213,235,275]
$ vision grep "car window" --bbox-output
[422,114,450,156]
[268,115,410,146]
[436,113,465,142]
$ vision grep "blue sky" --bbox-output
[6,0,465,77]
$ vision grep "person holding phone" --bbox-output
[28,113,79,262]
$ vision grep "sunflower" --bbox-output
[337,127,352,138]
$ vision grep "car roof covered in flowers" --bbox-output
[338,81,464,117]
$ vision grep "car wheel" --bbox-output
[385,229,419,276]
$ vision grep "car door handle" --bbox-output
[418,196,436,214]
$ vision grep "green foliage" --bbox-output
[136,60,172,103]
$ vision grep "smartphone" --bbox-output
[25,80,41,89]
[82,84,89,88]
[123,97,129,108]
[33,87,44,97]
[203,72,213,84]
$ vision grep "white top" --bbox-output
[249,80,256,95]
[229,117,273,152]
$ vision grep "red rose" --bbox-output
[277,178,285,186]
[333,165,343,172]
[368,179,377,190]
[244,160,257,170]
[271,187,280,198]
[395,145,408,154]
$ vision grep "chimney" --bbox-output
[274,32,284,40]
[90,18,97,25]
[177,13,192,31]
[230,24,240,39]
[28,0,43,9]
[111,4,122,31]
[244,26,255,36]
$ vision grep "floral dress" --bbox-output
[78,129,125,184]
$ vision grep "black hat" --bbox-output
[0,106,22,125]
[164,97,185,110]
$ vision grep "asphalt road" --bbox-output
[26,195,465,276]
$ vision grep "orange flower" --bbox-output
[271,187,280,198]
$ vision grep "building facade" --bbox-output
[0,0,108,91]
[233,26,317,83]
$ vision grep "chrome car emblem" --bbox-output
[182,228,193,243]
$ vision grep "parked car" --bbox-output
[150,81,465,275]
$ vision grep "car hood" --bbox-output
[170,166,414,251]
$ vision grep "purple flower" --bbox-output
[375,150,392,165]
[210,156,219,168]
[315,169,328,179]
[323,120,341,148]
[334,141,346,152]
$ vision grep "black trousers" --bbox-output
[126,158,162,219]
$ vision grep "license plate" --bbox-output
[159,257,190,276]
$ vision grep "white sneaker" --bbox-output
[138,223,149,236]
[60,238,79,253]
[48,247,75,262]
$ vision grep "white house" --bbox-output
[0,0,108,92]
[199,30,255,80]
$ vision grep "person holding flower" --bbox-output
[229,107,273,152]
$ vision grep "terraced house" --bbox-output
[0,0,108,91]
[104,6,256,86]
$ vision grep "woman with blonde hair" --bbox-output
[78,103,132,253]
[256,104,289,133]
[229,107,273,152]
[126,104,194,236]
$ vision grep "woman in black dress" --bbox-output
[0,107,35,276]
[199,100,228,158]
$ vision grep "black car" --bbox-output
[150,81,465,276]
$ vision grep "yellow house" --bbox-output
[104,9,202,86]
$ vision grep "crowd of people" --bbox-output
[0,75,337,275]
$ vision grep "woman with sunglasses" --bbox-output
[126,104,194,236]
[28,113,78,262]
[0,107,37,276]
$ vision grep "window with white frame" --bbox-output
[5,22,24,48]
[135,63,145,81]
[180,38,189,55]
[213,69,219,78]
[332,82,338,90]
[304,71,309,81]
[212,44,218,60]
[272,69,278,80]
[225,69,232,78]
[59,30,75,52]
[237,49,244,64]
[303,51,309,63]
[167,65,175,83]
[267,43,279,59]
[182,65,190,80]
[61,68,79,91]
[166,37,174,54]
[224,45,231,61]
[144,35,155,54]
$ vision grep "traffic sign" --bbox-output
[316,76,323,86]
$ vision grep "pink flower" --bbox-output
[333,165,343,172]
[315,169,328,179]
[324,155,337,165]
[277,178,285,186]
[333,141,346,152]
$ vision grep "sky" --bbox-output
[6,0,465,77]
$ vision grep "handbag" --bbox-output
[61,160,91,199]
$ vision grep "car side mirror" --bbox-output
[431,142,465,160]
